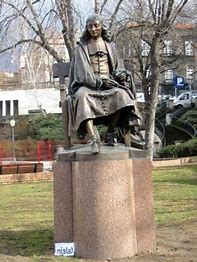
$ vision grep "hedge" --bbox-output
[157,137,197,158]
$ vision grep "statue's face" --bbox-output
[86,19,102,39]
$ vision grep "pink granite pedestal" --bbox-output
[53,161,73,243]
[53,145,155,259]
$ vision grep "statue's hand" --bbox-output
[113,70,131,82]
[113,70,126,82]
[96,78,103,89]
[102,78,116,89]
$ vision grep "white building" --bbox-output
[0,86,61,117]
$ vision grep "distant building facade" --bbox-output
[0,83,61,118]
[117,23,197,96]
[0,71,21,85]
[0,32,69,120]
[159,23,196,96]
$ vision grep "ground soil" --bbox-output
[0,220,196,262]
[127,219,197,262]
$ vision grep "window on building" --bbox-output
[13,100,19,115]
[185,41,193,56]
[146,69,151,79]
[165,69,173,80]
[5,100,10,116]
[163,40,172,56]
[141,40,150,56]
[0,101,2,116]
[186,66,194,79]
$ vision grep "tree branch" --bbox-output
[55,0,75,59]
[165,0,174,20]
[94,0,100,14]
[0,39,43,54]
[108,0,124,30]
[3,1,39,35]
[25,0,63,61]
[100,0,108,14]
[148,0,156,22]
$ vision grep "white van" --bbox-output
[173,92,197,109]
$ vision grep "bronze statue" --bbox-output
[68,15,141,153]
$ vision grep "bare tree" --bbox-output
[0,0,75,61]
[115,0,190,159]
[0,0,191,158]
[108,0,124,30]
[93,0,124,29]
[22,48,45,112]
[0,0,125,63]
[94,0,100,14]
[55,0,75,59]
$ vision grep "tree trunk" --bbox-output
[55,0,75,60]
[94,0,100,13]
[145,36,160,160]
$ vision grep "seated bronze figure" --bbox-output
[68,15,142,153]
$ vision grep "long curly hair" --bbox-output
[80,15,111,43]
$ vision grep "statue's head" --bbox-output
[86,15,103,40]
[86,14,103,27]
[80,15,111,43]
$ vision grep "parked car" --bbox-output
[173,92,197,109]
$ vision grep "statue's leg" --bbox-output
[86,120,95,139]
[105,111,121,146]
[107,111,121,133]
[86,120,100,154]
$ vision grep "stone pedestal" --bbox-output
[53,161,73,243]
[53,145,155,259]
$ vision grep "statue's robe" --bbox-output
[68,40,141,136]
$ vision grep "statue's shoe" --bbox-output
[130,133,143,143]
[104,132,116,146]
[130,133,145,150]
[91,138,100,154]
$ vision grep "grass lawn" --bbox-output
[0,164,196,262]
[153,164,197,225]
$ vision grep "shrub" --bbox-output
[180,110,197,129]
[156,145,175,158]
[157,137,197,158]
[16,114,64,141]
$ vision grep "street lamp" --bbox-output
[10,119,16,162]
